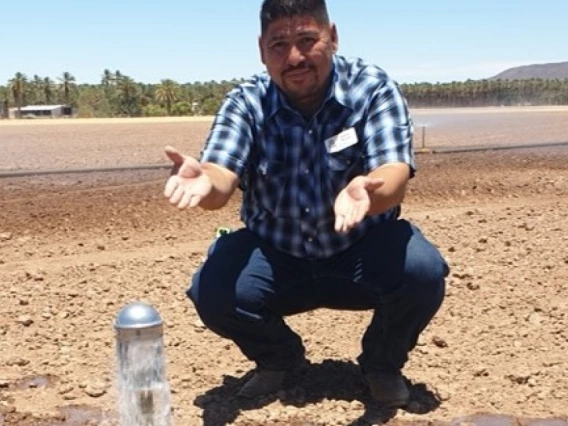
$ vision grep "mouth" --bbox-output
[284,68,313,81]
[286,67,311,75]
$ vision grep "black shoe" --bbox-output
[237,357,308,399]
[237,369,288,399]
[365,372,410,407]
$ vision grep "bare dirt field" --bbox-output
[1,108,568,425]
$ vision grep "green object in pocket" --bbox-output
[215,227,232,238]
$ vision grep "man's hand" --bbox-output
[164,146,213,209]
[334,176,385,233]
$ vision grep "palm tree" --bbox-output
[58,71,76,105]
[0,86,10,118]
[116,76,140,116]
[138,84,154,108]
[154,79,180,115]
[101,69,116,106]
[43,77,55,104]
[32,75,44,104]
[101,69,114,87]
[9,72,28,118]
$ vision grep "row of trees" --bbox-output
[1,72,77,117]
[403,78,568,108]
[2,70,568,118]
[0,70,244,118]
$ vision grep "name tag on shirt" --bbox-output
[325,128,358,153]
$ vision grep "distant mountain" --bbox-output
[490,61,568,80]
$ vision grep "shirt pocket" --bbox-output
[326,145,365,173]
[325,145,366,195]
[256,159,297,218]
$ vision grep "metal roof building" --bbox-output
[9,104,73,119]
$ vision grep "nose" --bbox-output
[287,44,305,67]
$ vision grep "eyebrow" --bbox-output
[267,29,320,43]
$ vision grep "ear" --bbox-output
[259,35,266,65]
[330,23,339,53]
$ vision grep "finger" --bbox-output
[340,214,351,233]
[169,185,186,205]
[334,214,344,233]
[344,208,357,231]
[188,194,202,208]
[178,190,194,209]
[351,204,367,225]
[164,176,179,198]
[165,145,185,165]
[344,204,363,231]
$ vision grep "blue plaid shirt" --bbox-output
[200,55,415,259]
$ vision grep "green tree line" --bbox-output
[2,70,568,119]
[0,70,245,118]
[403,78,568,108]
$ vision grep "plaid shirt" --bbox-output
[200,55,415,259]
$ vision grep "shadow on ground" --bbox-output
[194,359,441,426]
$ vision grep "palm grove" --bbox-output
[2,70,568,118]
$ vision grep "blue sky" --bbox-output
[2,0,567,85]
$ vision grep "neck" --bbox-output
[291,96,323,118]
[289,73,334,119]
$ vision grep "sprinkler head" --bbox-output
[114,302,172,426]
[114,302,163,341]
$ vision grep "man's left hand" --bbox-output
[334,176,385,233]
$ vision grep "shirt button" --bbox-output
[305,207,310,213]
[308,130,313,135]
[304,169,309,174]
[308,237,314,242]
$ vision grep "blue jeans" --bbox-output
[187,220,448,373]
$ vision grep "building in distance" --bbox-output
[7,104,74,119]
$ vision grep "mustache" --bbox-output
[284,63,314,74]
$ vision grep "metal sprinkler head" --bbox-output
[115,302,163,341]
[114,302,172,426]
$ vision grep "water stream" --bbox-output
[116,337,172,426]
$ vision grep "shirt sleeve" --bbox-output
[200,87,254,181]
[362,78,416,176]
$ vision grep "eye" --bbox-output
[269,41,288,54]
[298,37,317,50]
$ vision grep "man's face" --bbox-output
[259,15,338,111]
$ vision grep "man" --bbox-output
[164,0,448,407]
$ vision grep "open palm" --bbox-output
[334,176,384,233]
[164,146,212,209]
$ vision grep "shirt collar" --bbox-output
[328,55,356,111]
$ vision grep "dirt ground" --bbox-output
[1,110,568,425]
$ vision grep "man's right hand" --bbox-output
[164,146,213,209]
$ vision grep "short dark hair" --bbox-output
[260,0,330,34]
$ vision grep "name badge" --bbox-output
[325,128,358,153]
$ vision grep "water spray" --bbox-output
[114,302,172,426]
